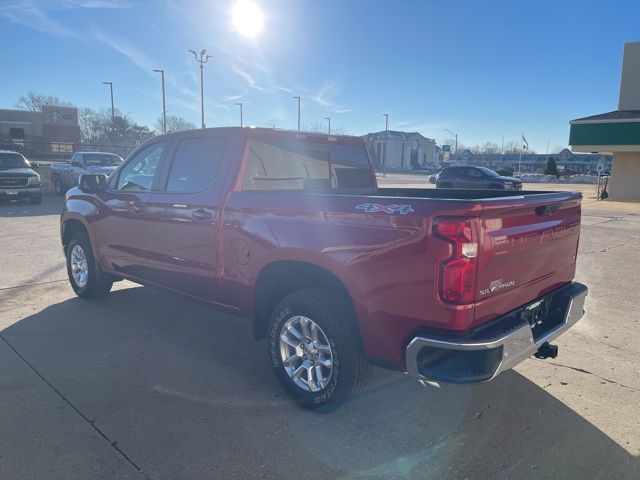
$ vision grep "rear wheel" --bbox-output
[65,231,113,298]
[268,288,368,410]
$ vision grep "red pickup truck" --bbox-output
[61,127,587,409]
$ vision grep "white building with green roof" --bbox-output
[569,41,640,201]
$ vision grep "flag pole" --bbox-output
[518,131,523,177]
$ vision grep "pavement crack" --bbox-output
[0,334,147,477]
[583,238,636,254]
[0,278,67,292]
[548,361,640,392]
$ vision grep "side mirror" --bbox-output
[79,174,107,194]
[30,162,39,170]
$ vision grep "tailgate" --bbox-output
[473,191,582,327]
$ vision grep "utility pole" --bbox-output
[189,49,211,129]
[293,96,301,131]
[325,117,331,134]
[102,81,115,124]
[153,69,166,134]
[123,111,133,156]
[235,102,243,127]
[501,134,505,169]
[445,128,458,156]
[382,113,389,178]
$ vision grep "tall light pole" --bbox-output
[235,102,243,127]
[189,49,211,129]
[123,111,133,156]
[382,113,389,178]
[153,69,166,134]
[102,81,114,124]
[325,117,331,134]
[445,128,458,155]
[293,96,301,131]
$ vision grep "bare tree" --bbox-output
[79,108,153,145]
[441,137,467,153]
[15,91,73,111]
[156,115,196,133]
[79,108,111,144]
[303,121,346,135]
[471,142,501,154]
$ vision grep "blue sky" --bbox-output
[1,0,639,152]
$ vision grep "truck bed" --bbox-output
[226,186,582,366]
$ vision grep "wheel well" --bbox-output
[252,261,358,341]
[61,219,88,249]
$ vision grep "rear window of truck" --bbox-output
[242,138,374,191]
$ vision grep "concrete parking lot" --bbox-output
[1,181,639,479]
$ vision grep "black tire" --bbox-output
[65,231,113,298]
[53,176,65,196]
[30,195,42,205]
[268,288,369,411]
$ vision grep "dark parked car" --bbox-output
[0,150,42,204]
[436,166,522,190]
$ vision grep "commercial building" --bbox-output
[364,131,437,171]
[0,105,81,154]
[569,41,640,201]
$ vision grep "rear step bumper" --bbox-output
[405,282,588,384]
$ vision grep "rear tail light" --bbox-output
[434,217,479,304]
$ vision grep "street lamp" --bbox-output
[445,128,458,155]
[325,117,331,134]
[189,49,211,129]
[153,69,166,134]
[102,81,114,124]
[382,113,389,178]
[235,102,243,127]
[293,96,301,131]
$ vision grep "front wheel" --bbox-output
[65,231,113,298]
[268,288,369,410]
[53,176,65,196]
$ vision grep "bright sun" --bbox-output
[231,0,264,38]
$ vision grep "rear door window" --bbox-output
[242,138,374,190]
[165,137,227,193]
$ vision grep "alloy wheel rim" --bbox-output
[279,315,334,393]
[70,245,89,288]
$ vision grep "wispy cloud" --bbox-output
[222,92,247,102]
[94,31,157,75]
[0,0,132,38]
[231,63,270,93]
[68,0,131,8]
[309,81,341,107]
[335,108,352,114]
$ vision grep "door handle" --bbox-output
[191,208,213,221]
[128,202,145,214]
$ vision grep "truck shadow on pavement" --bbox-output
[1,284,638,480]
[0,194,63,217]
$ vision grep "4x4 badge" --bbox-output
[356,203,414,215]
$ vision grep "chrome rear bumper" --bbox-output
[405,282,588,384]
